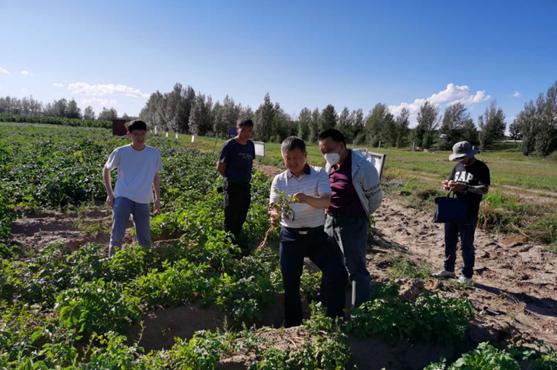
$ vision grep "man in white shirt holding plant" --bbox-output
[269,136,347,327]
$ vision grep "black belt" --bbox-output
[283,226,323,235]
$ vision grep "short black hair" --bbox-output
[127,120,147,132]
[237,118,254,128]
[318,128,346,145]
[281,136,306,153]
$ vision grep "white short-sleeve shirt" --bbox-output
[104,144,162,204]
[269,165,330,228]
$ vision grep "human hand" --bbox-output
[153,199,161,214]
[293,192,308,204]
[106,194,114,208]
[269,206,281,226]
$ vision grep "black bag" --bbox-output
[434,191,468,224]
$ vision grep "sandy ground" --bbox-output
[369,196,557,348]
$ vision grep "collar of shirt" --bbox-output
[287,163,311,179]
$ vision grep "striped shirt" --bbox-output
[269,165,331,228]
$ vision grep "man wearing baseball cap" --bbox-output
[433,141,490,284]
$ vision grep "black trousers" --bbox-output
[279,226,348,327]
[224,180,251,248]
[444,216,478,278]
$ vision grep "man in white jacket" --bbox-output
[318,129,383,306]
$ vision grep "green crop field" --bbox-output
[1,122,556,369]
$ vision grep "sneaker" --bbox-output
[432,270,456,279]
[457,275,473,285]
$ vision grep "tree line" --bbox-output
[139,83,512,152]
[2,80,555,157]
[0,96,122,121]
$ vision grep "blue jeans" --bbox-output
[325,214,371,307]
[444,217,477,278]
[279,227,347,327]
[109,197,151,257]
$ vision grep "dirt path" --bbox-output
[9,207,125,253]
[370,196,557,348]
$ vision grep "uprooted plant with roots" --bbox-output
[257,190,297,250]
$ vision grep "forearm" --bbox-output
[303,195,331,209]
[466,184,489,195]
[217,161,226,176]
[103,168,114,197]
[153,174,161,200]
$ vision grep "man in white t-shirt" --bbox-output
[269,136,347,327]
[103,120,162,257]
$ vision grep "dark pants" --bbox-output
[444,217,477,278]
[279,226,347,327]
[325,214,371,307]
[224,180,251,248]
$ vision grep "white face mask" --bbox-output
[324,152,340,166]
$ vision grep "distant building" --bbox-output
[112,119,128,136]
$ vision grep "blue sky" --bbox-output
[1,0,556,125]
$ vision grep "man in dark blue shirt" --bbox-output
[217,119,255,253]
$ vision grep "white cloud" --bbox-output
[52,82,64,88]
[388,83,490,126]
[20,70,30,76]
[75,98,120,115]
[67,82,149,99]
[20,87,29,93]
[81,97,119,107]
[0,67,9,75]
[512,91,521,98]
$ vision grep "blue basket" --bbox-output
[434,192,468,224]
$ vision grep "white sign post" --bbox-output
[254,141,265,157]
[191,135,196,143]
[353,148,386,179]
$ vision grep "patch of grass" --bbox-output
[386,256,431,280]
[478,191,557,245]
[526,213,557,246]
[74,215,111,237]
[478,192,525,233]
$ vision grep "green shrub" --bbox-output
[426,342,520,370]
[214,255,276,323]
[134,260,212,308]
[346,283,474,344]
[107,245,146,282]
[55,279,141,337]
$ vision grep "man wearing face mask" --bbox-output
[318,129,382,307]
[433,141,490,285]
